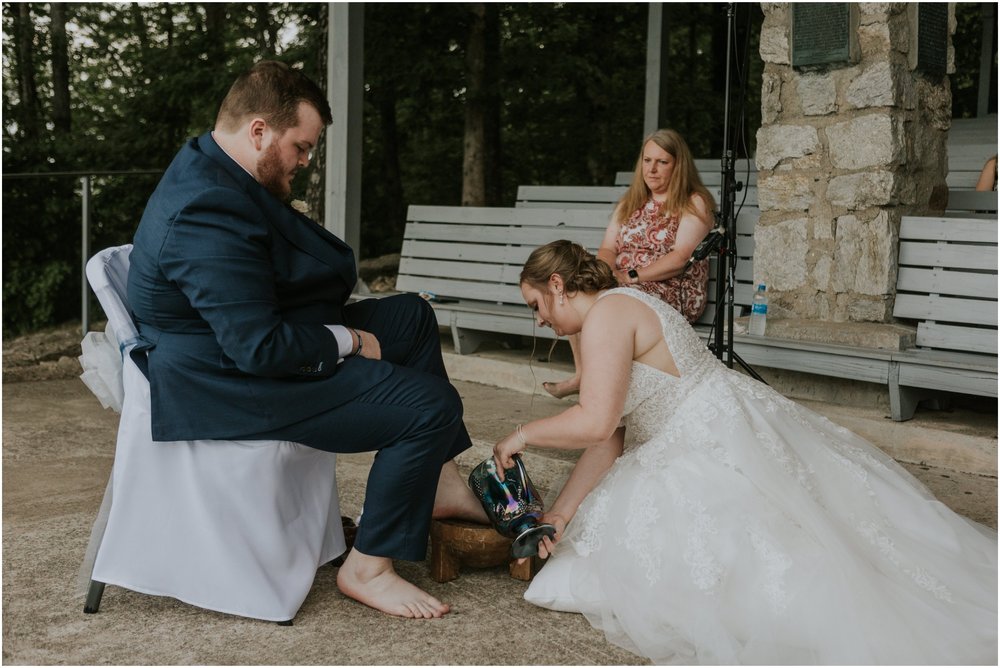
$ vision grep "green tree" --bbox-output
[953,3,998,118]
[2,3,326,335]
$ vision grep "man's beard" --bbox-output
[257,141,293,200]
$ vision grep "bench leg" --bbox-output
[452,326,487,355]
[452,326,525,355]
[889,363,919,422]
[83,580,105,614]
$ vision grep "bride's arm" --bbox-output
[494,295,635,471]
[520,427,624,562]
[547,427,624,527]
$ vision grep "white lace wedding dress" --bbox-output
[524,288,997,665]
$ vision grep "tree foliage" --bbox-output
[11,4,989,337]
[952,3,998,119]
[2,2,326,335]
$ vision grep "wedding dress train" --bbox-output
[524,288,997,665]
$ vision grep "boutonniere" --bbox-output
[289,199,310,215]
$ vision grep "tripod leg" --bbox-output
[730,351,768,384]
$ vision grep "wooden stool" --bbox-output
[429,519,540,582]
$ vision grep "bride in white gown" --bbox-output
[494,240,997,665]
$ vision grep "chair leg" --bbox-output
[83,580,105,614]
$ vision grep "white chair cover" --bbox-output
[79,245,346,622]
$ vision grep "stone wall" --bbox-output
[755,3,953,323]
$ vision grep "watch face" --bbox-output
[628,269,639,279]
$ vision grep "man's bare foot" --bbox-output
[336,549,449,618]
[542,377,580,399]
[432,459,489,523]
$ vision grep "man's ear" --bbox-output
[247,117,268,152]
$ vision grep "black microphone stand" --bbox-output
[709,2,765,383]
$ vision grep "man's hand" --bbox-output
[354,328,381,360]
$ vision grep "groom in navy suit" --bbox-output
[128,60,485,619]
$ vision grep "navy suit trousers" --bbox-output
[245,294,472,561]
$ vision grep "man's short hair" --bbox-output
[215,60,332,133]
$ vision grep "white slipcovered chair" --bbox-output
[78,244,346,623]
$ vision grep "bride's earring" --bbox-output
[558,291,565,306]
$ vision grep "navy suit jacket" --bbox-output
[128,132,392,441]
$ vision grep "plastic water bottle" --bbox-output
[748,283,768,336]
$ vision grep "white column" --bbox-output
[644,3,664,135]
[325,3,364,255]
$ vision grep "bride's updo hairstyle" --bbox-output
[520,240,617,294]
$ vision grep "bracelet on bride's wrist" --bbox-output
[516,423,528,447]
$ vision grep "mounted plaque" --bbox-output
[791,4,858,68]
[915,4,948,77]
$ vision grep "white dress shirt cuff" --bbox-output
[325,325,355,359]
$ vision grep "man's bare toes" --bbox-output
[337,556,450,619]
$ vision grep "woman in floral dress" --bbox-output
[544,129,716,399]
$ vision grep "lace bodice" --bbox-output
[599,288,725,448]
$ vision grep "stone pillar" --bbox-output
[755,3,953,323]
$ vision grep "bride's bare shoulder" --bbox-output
[591,290,655,321]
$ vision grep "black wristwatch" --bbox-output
[627,269,640,283]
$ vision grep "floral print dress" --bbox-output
[615,198,709,323]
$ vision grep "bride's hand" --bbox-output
[492,430,524,481]
[517,512,568,564]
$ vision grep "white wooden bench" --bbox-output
[947,114,997,191]
[947,190,998,217]
[395,205,608,353]
[394,202,756,353]
[889,215,998,420]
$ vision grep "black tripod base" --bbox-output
[708,343,768,384]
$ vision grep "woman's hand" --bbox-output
[613,268,633,285]
[536,512,568,560]
[516,512,568,564]
[492,428,526,480]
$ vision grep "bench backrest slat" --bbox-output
[894,214,998,354]
[914,322,997,355]
[898,241,997,270]
[404,222,606,248]
[899,216,997,242]
[896,267,997,300]
[946,190,999,214]
[892,293,997,327]
[395,274,525,304]
[515,185,626,205]
[518,183,758,207]
[408,204,610,228]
